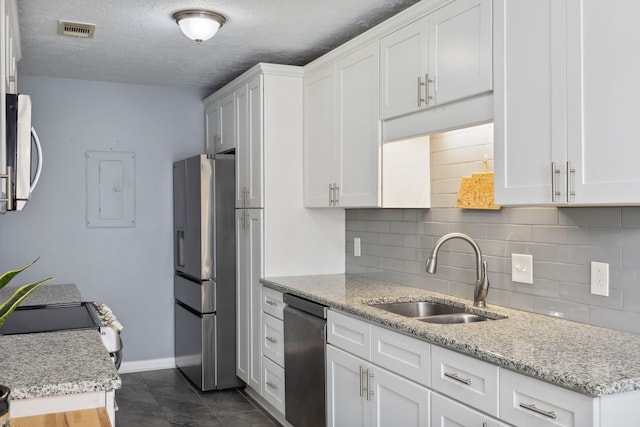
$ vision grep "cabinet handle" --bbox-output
[359,366,366,397]
[266,381,278,390]
[265,300,277,306]
[417,76,424,106]
[329,183,334,206]
[425,74,433,105]
[444,372,472,386]
[266,336,277,343]
[334,183,339,205]
[551,162,561,202]
[482,423,487,427]
[518,402,557,419]
[366,370,374,401]
[566,161,576,203]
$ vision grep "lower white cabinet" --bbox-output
[327,345,430,427]
[260,286,286,416]
[500,368,596,427]
[431,392,501,427]
[262,356,285,414]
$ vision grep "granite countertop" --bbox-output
[0,284,121,400]
[262,274,640,397]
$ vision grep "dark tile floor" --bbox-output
[115,369,279,427]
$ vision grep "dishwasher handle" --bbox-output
[283,293,327,319]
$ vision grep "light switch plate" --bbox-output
[354,237,361,257]
[512,254,533,284]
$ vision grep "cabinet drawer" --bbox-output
[431,392,500,427]
[500,369,596,427]
[371,325,430,387]
[431,345,498,417]
[262,287,284,320]
[327,310,371,360]
[262,313,284,366]
[262,356,285,414]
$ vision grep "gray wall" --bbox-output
[0,76,204,363]
[347,124,640,335]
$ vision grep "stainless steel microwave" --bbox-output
[1,94,42,211]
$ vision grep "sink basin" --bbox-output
[418,312,489,324]
[370,301,465,317]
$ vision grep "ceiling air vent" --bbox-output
[58,20,96,39]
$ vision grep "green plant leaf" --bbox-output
[0,258,40,290]
[0,277,54,328]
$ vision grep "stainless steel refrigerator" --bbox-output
[173,153,243,391]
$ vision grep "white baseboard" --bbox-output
[118,357,176,373]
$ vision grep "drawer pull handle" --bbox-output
[444,372,472,386]
[519,403,557,419]
[367,370,375,401]
[265,300,277,306]
[266,381,278,390]
[266,336,277,343]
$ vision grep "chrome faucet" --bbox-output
[425,232,490,307]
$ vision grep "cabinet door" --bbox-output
[428,0,492,105]
[204,101,220,156]
[567,0,640,204]
[431,393,499,427]
[379,16,429,120]
[326,345,368,427]
[371,366,430,427]
[235,76,264,208]
[303,63,336,207]
[236,209,263,392]
[336,41,381,207]
[493,0,568,205]
[235,210,249,383]
[218,91,236,153]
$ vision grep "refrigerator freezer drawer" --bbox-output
[175,302,217,391]
[174,274,216,314]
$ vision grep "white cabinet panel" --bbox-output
[380,17,429,120]
[327,310,371,360]
[500,369,596,427]
[204,101,220,155]
[303,63,336,207]
[428,0,492,105]
[336,41,381,207]
[261,312,284,367]
[217,91,236,153]
[431,345,498,417]
[431,392,499,427]
[370,324,430,387]
[372,367,429,427]
[262,356,285,414]
[327,345,368,427]
[236,208,263,392]
[262,286,284,320]
[236,75,264,208]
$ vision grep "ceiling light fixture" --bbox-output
[173,10,226,43]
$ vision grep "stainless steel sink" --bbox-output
[370,301,465,317]
[369,300,496,324]
[418,312,489,324]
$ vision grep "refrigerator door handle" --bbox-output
[177,229,185,267]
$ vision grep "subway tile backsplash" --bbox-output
[345,124,640,335]
[346,207,640,335]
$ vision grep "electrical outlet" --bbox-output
[591,261,609,296]
[512,254,533,284]
[354,237,361,257]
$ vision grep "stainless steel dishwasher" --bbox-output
[283,293,327,427]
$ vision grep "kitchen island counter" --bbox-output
[262,274,640,397]
[0,284,120,420]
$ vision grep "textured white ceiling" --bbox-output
[17,0,421,96]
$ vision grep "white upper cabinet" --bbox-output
[236,75,263,208]
[380,17,429,120]
[495,0,640,206]
[304,41,381,209]
[380,0,492,120]
[218,91,236,153]
[204,101,220,156]
[303,63,337,207]
[566,0,640,204]
[336,41,381,207]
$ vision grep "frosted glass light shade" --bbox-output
[174,10,226,43]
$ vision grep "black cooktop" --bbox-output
[0,302,101,335]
